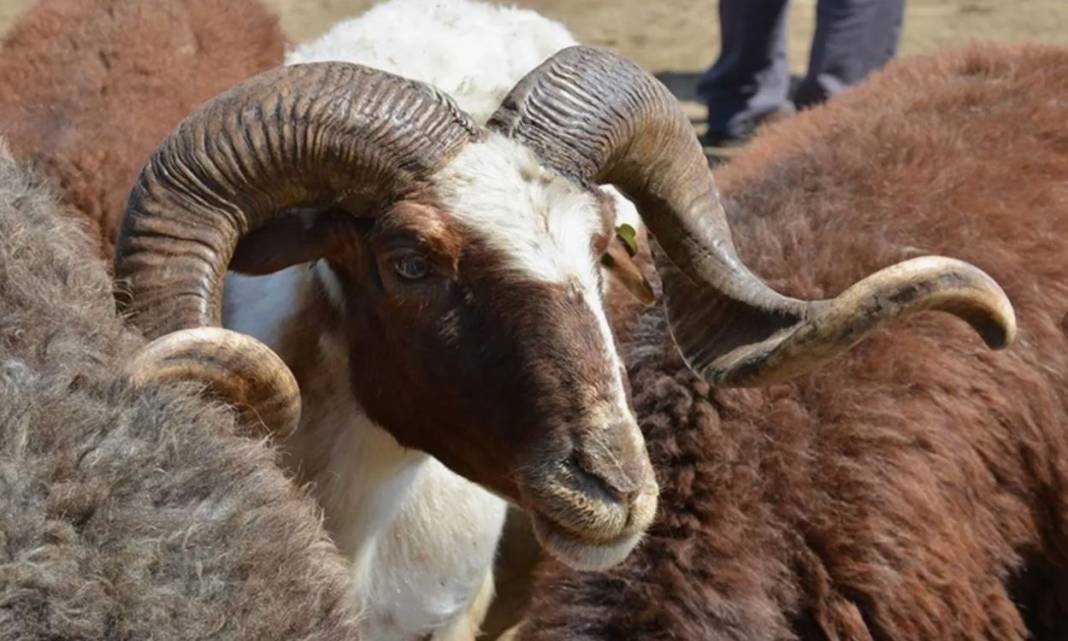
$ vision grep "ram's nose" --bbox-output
[572,419,656,508]
[532,416,659,541]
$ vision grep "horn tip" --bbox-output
[124,327,302,439]
[976,301,1017,350]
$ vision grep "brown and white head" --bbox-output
[114,48,1015,571]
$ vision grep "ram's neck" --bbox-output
[222,263,429,561]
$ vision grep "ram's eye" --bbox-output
[393,253,430,280]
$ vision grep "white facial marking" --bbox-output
[433,133,633,418]
[434,134,605,285]
[601,184,641,229]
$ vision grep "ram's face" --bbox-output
[324,135,658,570]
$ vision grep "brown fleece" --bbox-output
[520,43,1068,641]
[0,0,285,261]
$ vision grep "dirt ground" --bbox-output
[1,0,1062,129]
[259,0,1068,75]
[2,0,1065,74]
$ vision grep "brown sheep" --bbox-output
[0,139,361,640]
[0,0,285,260]
[515,43,1068,641]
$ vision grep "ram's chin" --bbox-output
[529,512,644,571]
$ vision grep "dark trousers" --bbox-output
[698,0,904,139]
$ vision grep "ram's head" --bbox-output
[115,47,1015,571]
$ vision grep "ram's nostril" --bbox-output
[570,424,649,502]
[566,452,632,505]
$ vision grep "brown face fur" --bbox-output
[311,199,656,565]
[324,202,633,488]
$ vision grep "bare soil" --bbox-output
[2,0,1065,74]
[262,0,1068,76]
[3,0,1062,127]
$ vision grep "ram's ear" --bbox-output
[601,233,656,306]
[229,208,365,274]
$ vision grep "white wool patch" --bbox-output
[359,458,507,640]
[285,0,578,124]
[603,185,642,230]
[314,260,345,309]
[222,267,306,349]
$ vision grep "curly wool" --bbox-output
[0,0,285,261]
[285,0,577,124]
[0,143,360,640]
[520,43,1068,641]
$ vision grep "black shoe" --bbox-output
[701,103,797,150]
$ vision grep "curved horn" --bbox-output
[660,255,1015,385]
[124,328,300,439]
[115,62,479,434]
[489,47,1015,384]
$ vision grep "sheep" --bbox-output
[0,140,362,640]
[244,3,653,638]
[109,7,1011,641]
[512,42,1068,641]
[0,0,285,261]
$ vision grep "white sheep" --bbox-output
[285,0,577,123]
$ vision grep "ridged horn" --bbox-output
[489,46,1015,385]
[124,328,300,439]
[115,62,480,435]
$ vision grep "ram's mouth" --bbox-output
[520,464,659,571]
[528,508,651,571]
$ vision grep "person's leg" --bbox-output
[697,0,792,143]
[794,0,905,108]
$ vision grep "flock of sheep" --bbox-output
[0,1,1066,641]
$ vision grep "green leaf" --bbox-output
[616,223,639,257]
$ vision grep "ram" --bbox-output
[0,0,284,260]
[0,140,360,641]
[113,7,1016,641]
[229,2,653,639]
[514,43,1068,641]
